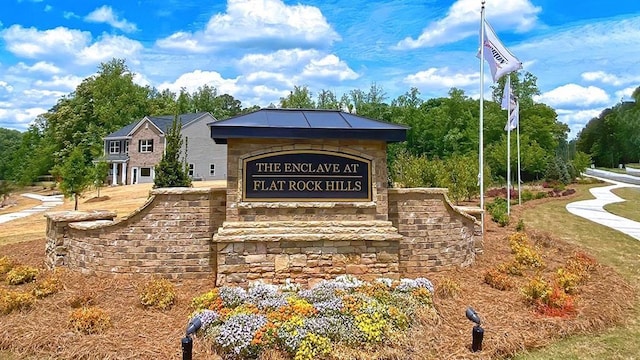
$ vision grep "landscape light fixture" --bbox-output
[465,307,484,352]
[181,316,202,360]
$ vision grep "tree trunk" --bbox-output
[74,193,78,211]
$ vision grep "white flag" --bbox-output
[502,77,519,131]
[479,20,522,82]
[505,100,519,131]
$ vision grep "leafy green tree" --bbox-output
[53,147,92,210]
[279,86,315,108]
[316,89,340,109]
[91,160,110,197]
[443,153,479,204]
[153,116,191,188]
[0,128,22,180]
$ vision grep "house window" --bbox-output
[124,140,129,154]
[140,167,151,177]
[209,164,215,176]
[139,139,153,153]
[109,141,120,154]
[188,164,194,177]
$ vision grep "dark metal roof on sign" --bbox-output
[208,108,408,144]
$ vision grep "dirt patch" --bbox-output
[0,195,635,360]
[84,196,111,203]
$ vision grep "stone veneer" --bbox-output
[45,139,481,284]
[388,188,478,275]
[45,187,226,279]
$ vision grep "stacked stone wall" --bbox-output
[388,188,479,275]
[45,188,226,279]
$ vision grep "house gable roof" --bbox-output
[105,112,213,139]
[208,108,408,144]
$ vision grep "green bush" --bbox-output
[487,198,510,226]
[545,157,571,185]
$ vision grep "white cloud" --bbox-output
[239,49,321,71]
[615,86,636,101]
[581,71,640,86]
[15,107,47,124]
[156,0,340,52]
[534,84,610,108]
[395,0,540,49]
[63,11,78,19]
[157,70,241,95]
[12,61,61,74]
[23,89,67,101]
[1,25,90,58]
[556,108,601,137]
[0,81,14,93]
[44,5,52,12]
[404,67,479,88]
[300,55,359,81]
[85,5,137,33]
[77,35,143,65]
[34,75,84,90]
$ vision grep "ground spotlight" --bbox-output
[465,307,484,352]
[182,315,202,360]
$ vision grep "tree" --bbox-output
[279,86,315,108]
[153,116,192,188]
[91,160,110,198]
[53,147,92,210]
[0,128,22,180]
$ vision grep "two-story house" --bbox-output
[103,112,227,185]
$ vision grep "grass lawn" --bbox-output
[604,187,640,223]
[514,183,640,360]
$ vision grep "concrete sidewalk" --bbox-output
[566,172,640,240]
[0,193,64,225]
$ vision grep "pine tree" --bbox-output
[153,115,192,188]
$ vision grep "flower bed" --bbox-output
[190,275,435,360]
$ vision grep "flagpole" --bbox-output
[506,76,511,215]
[517,107,522,205]
[479,0,486,231]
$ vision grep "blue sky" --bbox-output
[1,0,639,138]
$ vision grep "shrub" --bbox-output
[484,268,514,290]
[554,268,581,295]
[0,256,16,275]
[69,307,111,334]
[487,197,510,226]
[435,278,461,299]
[516,219,525,232]
[139,278,176,310]
[497,261,524,276]
[508,233,544,269]
[0,289,35,314]
[565,251,598,281]
[68,292,96,308]
[6,265,39,285]
[535,285,576,317]
[521,277,551,305]
[33,270,64,298]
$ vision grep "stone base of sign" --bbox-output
[213,220,403,287]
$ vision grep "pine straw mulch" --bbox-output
[0,197,636,360]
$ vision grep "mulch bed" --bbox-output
[0,194,636,360]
